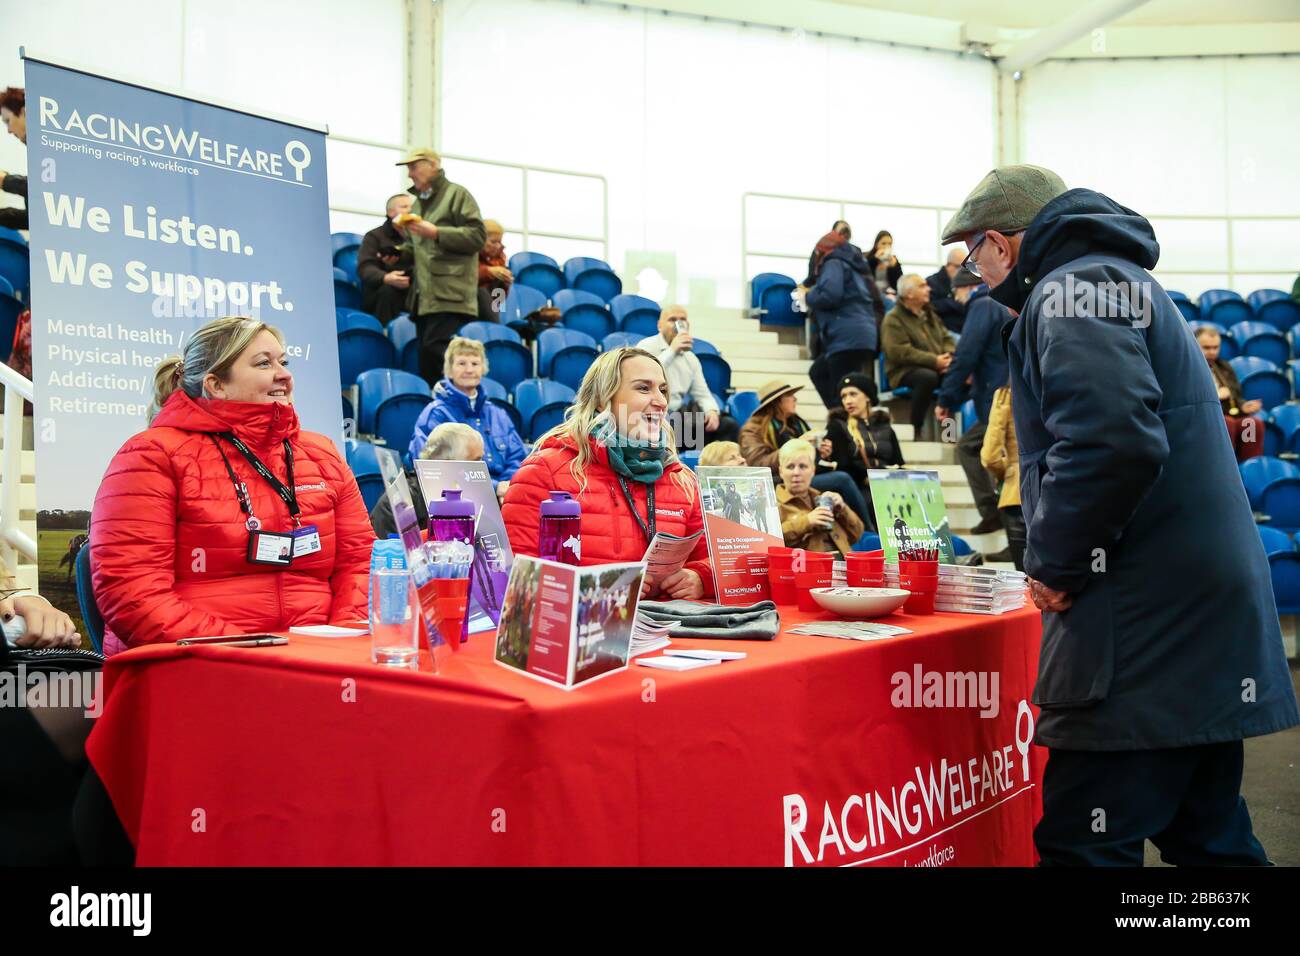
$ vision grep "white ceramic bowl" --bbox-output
[810,586,910,618]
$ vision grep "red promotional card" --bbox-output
[697,467,783,605]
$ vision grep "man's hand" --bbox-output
[383,271,411,289]
[954,286,972,304]
[671,332,694,353]
[704,410,719,432]
[4,595,80,648]
[406,219,439,240]
[659,568,704,600]
[935,353,953,373]
[934,405,949,422]
[1027,578,1073,613]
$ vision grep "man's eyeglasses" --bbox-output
[961,229,1023,279]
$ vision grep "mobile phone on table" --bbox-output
[176,634,288,647]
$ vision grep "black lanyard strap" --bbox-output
[616,475,656,543]
[209,433,300,525]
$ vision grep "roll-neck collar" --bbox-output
[152,390,300,451]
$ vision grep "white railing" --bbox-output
[329,135,609,257]
[0,362,35,567]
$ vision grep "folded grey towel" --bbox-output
[637,599,781,641]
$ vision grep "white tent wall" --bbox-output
[1021,56,1300,299]
[0,0,407,239]
[437,0,997,308]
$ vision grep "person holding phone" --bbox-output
[776,440,863,556]
[638,305,739,447]
[90,317,375,656]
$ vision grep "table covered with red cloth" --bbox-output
[86,604,1046,866]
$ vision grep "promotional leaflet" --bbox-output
[867,469,956,563]
[696,466,782,605]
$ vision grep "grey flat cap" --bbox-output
[941,165,1067,243]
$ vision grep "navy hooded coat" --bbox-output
[991,188,1299,750]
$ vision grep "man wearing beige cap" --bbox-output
[944,166,1298,865]
[396,147,487,385]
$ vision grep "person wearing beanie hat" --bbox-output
[947,165,1298,865]
[823,372,904,530]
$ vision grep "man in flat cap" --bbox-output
[944,165,1298,865]
[397,148,487,386]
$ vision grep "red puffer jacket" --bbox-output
[90,391,375,655]
[502,434,715,597]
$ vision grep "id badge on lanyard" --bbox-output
[209,434,302,567]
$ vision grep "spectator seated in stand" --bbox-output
[0,86,28,230]
[407,336,526,498]
[866,229,903,295]
[1196,326,1265,463]
[926,247,971,333]
[356,193,414,324]
[369,422,484,538]
[824,372,905,529]
[698,440,746,467]
[776,439,864,557]
[882,274,957,440]
[738,380,872,528]
[935,268,1016,543]
[637,304,740,448]
[477,218,513,322]
[502,347,716,600]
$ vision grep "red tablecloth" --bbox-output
[86,604,1046,866]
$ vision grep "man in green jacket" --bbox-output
[396,148,487,385]
[881,274,956,438]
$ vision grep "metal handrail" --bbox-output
[330,134,610,257]
[0,362,36,565]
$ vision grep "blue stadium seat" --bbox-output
[1229,321,1289,366]
[727,390,760,424]
[514,379,576,441]
[0,226,26,246]
[1199,289,1251,328]
[331,232,364,255]
[950,534,973,556]
[385,313,420,376]
[697,353,732,398]
[853,532,882,552]
[0,292,22,363]
[1167,291,1200,323]
[1251,290,1300,333]
[1262,477,1300,530]
[1229,356,1292,409]
[484,340,533,394]
[1258,525,1293,557]
[691,337,720,357]
[1268,551,1300,614]
[342,393,354,429]
[879,351,911,399]
[0,275,12,297]
[337,310,383,333]
[0,236,28,298]
[356,368,429,436]
[564,257,622,303]
[538,326,599,377]
[610,294,661,337]
[1191,321,1238,360]
[960,399,979,434]
[501,284,549,334]
[334,278,362,311]
[678,449,701,471]
[1269,404,1300,454]
[333,246,359,282]
[459,321,522,345]
[73,546,104,655]
[1263,417,1285,458]
[750,273,800,327]
[509,252,565,298]
[602,331,641,352]
[337,328,396,388]
[480,375,521,432]
[1240,456,1300,511]
[344,439,386,513]
[553,289,614,341]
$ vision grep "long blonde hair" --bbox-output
[532,347,694,497]
[149,316,285,422]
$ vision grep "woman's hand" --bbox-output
[1217,385,1231,401]
[817,438,833,458]
[1242,399,1263,415]
[658,568,704,601]
[824,491,844,509]
[809,506,835,529]
[4,595,80,648]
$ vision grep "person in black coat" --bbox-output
[945,164,1300,866]
[0,86,28,230]
[804,222,885,407]
[824,373,904,530]
[866,230,903,294]
[805,232,879,408]
[356,194,415,324]
[926,247,970,333]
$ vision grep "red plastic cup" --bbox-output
[792,550,834,574]
[429,578,471,651]
[795,569,832,611]
[768,546,794,561]
[847,569,886,588]
[904,590,936,614]
[770,579,797,605]
[898,558,939,578]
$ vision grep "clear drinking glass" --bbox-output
[370,567,418,667]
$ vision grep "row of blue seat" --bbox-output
[1226,356,1300,410]
[1171,288,1300,332]
[0,226,28,303]
[1192,319,1300,365]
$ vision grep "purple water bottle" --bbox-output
[539,491,581,565]
[428,489,477,642]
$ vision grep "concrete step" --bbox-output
[899,441,957,464]
[957,529,1009,552]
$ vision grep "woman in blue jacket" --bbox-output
[408,336,527,495]
[805,231,879,405]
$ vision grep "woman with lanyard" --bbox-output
[90,317,374,656]
[502,347,714,600]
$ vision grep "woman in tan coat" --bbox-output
[979,385,1025,570]
[776,440,864,556]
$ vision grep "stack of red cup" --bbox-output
[845,550,885,587]
[766,546,796,604]
[794,551,835,612]
[430,578,472,650]
[898,557,939,614]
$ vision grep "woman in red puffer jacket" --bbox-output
[90,317,374,656]
[502,347,714,600]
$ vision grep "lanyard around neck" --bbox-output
[208,433,299,528]
[616,475,656,543]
